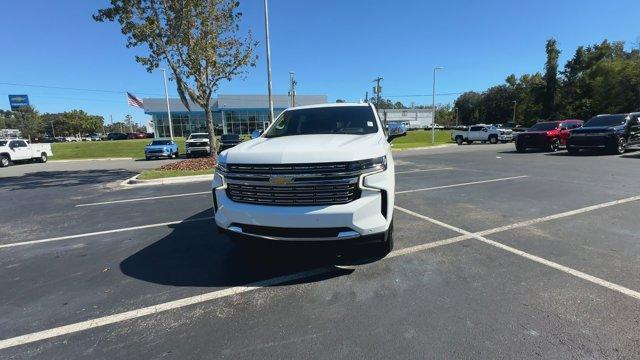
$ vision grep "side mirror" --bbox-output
[251,130,263,139]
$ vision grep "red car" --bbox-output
[515,120,583,152]
[128,132,147,139]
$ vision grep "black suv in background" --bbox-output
[107,132,128,140]
[218,134,242,153]
[567,113,640,155]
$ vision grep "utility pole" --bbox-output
[455,107,459,126]
[288,71,297,107]
[125,114,133,133]
[372,77,383,109]
[432,67,444,143]
[512,100,518,125]
[50,120,56,138]
[364,91,368,103]
[263,0,274,122]
[160,69,174,139]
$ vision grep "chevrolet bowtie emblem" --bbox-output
[269,176,293,186]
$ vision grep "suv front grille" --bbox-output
[223,162,360,206]
[228,163,349,175]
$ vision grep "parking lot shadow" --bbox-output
[0,169,136,191]
[119,210,386,288]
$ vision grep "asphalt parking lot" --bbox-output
[1,143,640,359]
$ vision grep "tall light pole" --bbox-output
[432,67,444,143]
[263,0,274,123]
[160,68,174,139]
[512,100,517,125]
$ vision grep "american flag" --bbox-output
[127,92,144,108]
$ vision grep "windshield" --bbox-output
[529,122,558,131]
[584,115,627,127]
[150,140,172,146]
[221,134,240,141]
[264,106,378,138]
[189,134,208,139]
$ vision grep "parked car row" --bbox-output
[144,133,246,160]
[515,113,640,155]
[107,132,154,140]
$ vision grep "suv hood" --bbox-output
[573,126,619,133]
[145,145,172,150]
[220,133,388,164]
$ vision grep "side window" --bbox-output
[9,141,18,148]
[469,126,483,132]
[17,141,28,147]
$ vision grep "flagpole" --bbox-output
[160,69,174,140]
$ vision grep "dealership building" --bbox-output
[378,108,434,129]
[143,94,327,137]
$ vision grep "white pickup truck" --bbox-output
[451,124,513,145]
[0,139,53,167]
[213,103,404,254]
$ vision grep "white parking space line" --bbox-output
[0,217,213,250]
[76,191,210,207]
[395,202,640,301]
[3,196,640,350]
[395,175,528,194]
[395,167,454,175]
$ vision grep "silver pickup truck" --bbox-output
[0,139,53,167]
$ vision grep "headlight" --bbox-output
[216,161,228,173]
[212,172,225,189]
[349,156,387,173]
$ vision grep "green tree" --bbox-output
[543,38,561,119]
[454,91,482,125]
[10,107,43,139]
[94,0,257,156]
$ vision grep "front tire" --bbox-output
[0,155,10,167]
[516,143,526,153]
[455,136,464,145]
[548,138,560,152]
[489,135,498,144]
[38,153,48,163]
[611,137,627,155]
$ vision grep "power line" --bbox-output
[385,92,464,98]
[0,82,164,96]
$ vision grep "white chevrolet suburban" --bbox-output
[185,133,211,158]
[212,103,402,253]
[0,139,52,167]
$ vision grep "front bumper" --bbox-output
[186,146,211,154]
[516,134,550,149]
[567,135,615,149]
[498,134,513,141]
[145,149,171,157]
[212,167,394,241]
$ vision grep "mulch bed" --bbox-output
[158,157,217,171]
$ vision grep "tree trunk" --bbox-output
[205,103,217,159]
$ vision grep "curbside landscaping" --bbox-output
[121,173,213,186]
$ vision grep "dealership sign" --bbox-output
[8,95,30,111]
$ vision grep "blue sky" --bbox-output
[1,0,639,125]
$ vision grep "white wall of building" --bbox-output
[378,109,434,129]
